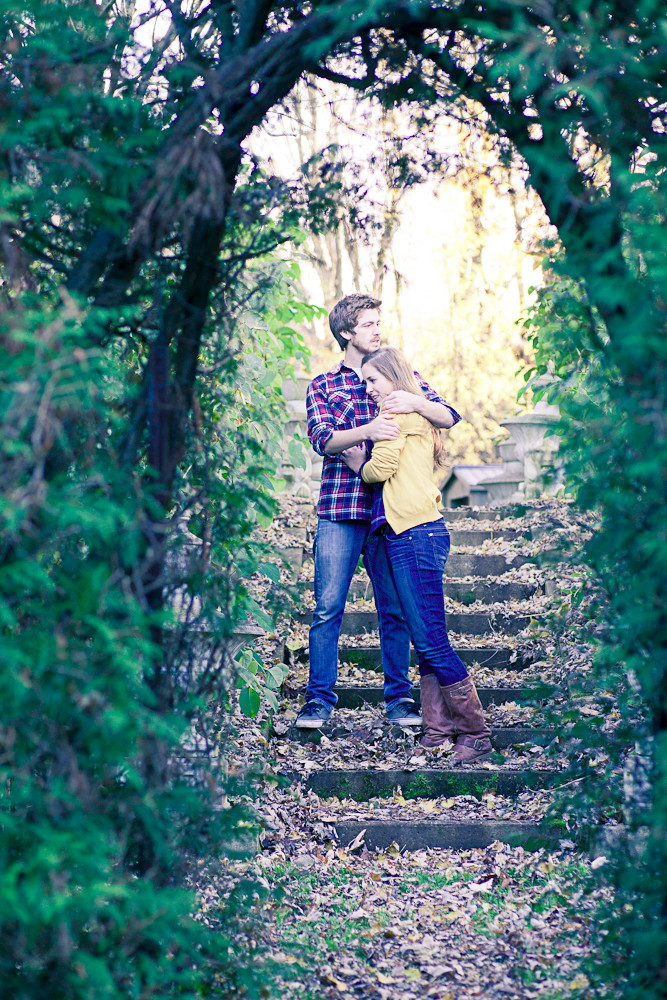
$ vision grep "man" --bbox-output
[296,293,461,729]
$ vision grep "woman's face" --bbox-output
[362,363,395,404]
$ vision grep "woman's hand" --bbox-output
[340,444,367,473]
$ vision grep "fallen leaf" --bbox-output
[346,830,366,852]
[406,967,423,981]
[293,855,316,869]
[468,878,494,892]
[321,973,348,989]
[427,964,453,978]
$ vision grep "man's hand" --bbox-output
[340,444,367,473]
[366,414,400,442]
[381,390,424,415]
[383,390,456,428]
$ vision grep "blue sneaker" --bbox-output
[386,699,422,727]
[295,701,332,729]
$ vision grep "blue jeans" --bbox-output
[385,519,468,686]
[307,518,413,710]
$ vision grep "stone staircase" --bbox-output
[266,503,569,853]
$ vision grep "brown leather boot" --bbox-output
[440,677,493,763]
[418,674,455,749]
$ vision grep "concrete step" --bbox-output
[297,553,534,583]
[445,553,532,576]
[447,527,528,546]
[275,545,307,581]
[293,767,558,800]
[340,577,541,604]
[442,507,508,521]
[339,645,535,671]
[443,503,549,521]
[291,684,546,710]
[333,819,559,851]
[287,725,554,749]
[299,609,534,636]
[445,580,541,603]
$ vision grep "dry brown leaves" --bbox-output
[193,497,621,999]
[196,832,617,1000]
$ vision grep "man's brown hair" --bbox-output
[328,293,381,351]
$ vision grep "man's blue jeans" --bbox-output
[306,518,413,710]
[385,519,469,686]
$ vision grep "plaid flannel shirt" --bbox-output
[307,361,461,521]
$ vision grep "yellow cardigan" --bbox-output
[361,411,442,535]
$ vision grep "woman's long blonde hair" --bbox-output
[361,347,449,469]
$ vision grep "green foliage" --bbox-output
[0,267,310,997]
[0,309,202,996]
[172,258,316,719]
[452,6,667,993]
[0,135,311,1000]
[2,0,667,995]
[524,251,667,994]
[1,0,324,985]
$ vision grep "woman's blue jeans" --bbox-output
[306,518,413,711]
[385,519,468,686]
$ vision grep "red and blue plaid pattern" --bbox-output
[307,362,461,522]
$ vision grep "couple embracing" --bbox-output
[297,293,492,764]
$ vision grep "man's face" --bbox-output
[348,308,381,355]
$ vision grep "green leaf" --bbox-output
[266,663,289,688]
[238,664,260,687]
[253,607,274,630]
[239,686,261,718]
[256,509,274,529]
[287,438,307,470]
[245,600,274,630]
[259,561,281,582]
[264,689,279,712]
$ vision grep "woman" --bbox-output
[342,347,492,763]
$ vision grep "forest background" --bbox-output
[1,2,666,999]
[253,78,548,463]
